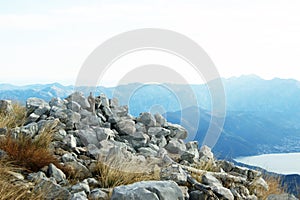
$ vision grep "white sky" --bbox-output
[0,0,300,86]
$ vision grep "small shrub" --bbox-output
[0,120,59,172]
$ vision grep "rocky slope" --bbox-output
[0,93,298,200]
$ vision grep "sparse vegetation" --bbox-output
[0,103,26,130]
[93,156,160,188]
[0,159,44,200]
[0,112,60,172]
[260,175,284,200]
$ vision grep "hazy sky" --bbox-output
[0,0,300,86]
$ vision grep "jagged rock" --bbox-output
[217,160,235,173]
[135,122,146,133]
[165,139,186,154]
[148,127,170,137]
[63,134,77,148]
[54,129,67,141]
[185,141,199,160]
[94,127,115,141]
[123,131,149,149]
[250,177,269,195]
[71,181,90,194]
[189,190,213,200]
[267,193,299,200]
[84,178,100,188]
[99,93,109,107]
[89,188,108,200]
[154,113,166,127]
[48,163,66,183]
[34,178,71,199]
[67,101,81,113]
[164,123,187,139]
[78,128,99,147]
[71,191,88,200]
[26,97,50,116]
[27,112,40,123]
[64,161,91,179]
[62,153,76,162]
[67,92,90,110]
[111,181,184,200]
[49,97,66,109]
[116,119,136,135]
[202,173,223,187]
[136,112,156,127]
[0,100,13,114]
[20,122,39,137]
[112,105,128,117]
[138,147,158,157]
[27,171,47,182]
[80,115,101,127]
[161,164,187,185]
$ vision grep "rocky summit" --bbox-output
[0,92,298,200]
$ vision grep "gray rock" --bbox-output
[111,180,184,200]
[199,145,214,162]
[71,181,90,194]
[99,93,109,107]
[48,163,66,183]
[62,153,76,163]
[0,100,13,114]
[138,147,158,157]
[212,185,234,200]
[148,127,170,137]
[80,115,101,127]
[78,128,99,147]
[67,92,90,109]
[71,191,88,200]
[110,97,119,108]
[94,127,115,141]
[27,112,40,123]
[185,141,199,160]
[89,188,108,200]
[67,101,81,113]
[49,97,66,109]
[112,105,128,117]
[27,171,47,182]
[165,139,186,154]
[164,123,187,139]
[136,112,156,127]
[65,161,91,179]
[34,178,71,199]
[123,131,149,149]
[26,97,50,116]
[116,119,136,135]
[154,113,166,127]
[135,122,146,133]
[189,190,209,200]
[20,122,39,137]
[63,134,77,148]
[202,173,222,187]
[84,178,100,188]
[161,164,187,185]
[267,194,298,200]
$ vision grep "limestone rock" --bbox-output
[111,181,184,200]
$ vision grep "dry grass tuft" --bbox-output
[93,156,160,188]
[0,103,26,130]
[0,159,44,200]
[0,120,60,172]
[260,175,284,200]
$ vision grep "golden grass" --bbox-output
[0,120,60,172]
[260,175,284,200]
[0,103,26,130]
[0,159,44,200]
[93,156,160,188]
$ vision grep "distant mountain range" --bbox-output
[1,75,300,158]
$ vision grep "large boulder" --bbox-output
[111,181,184,200]
[0,100,13,114]
[164,123,187,140]
[116,119,136,135]
[26,97,50,116]
[66,92,90,110]
[136,112,156,127]
[165,139,186,155]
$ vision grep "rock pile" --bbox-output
[0,92,297,200]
